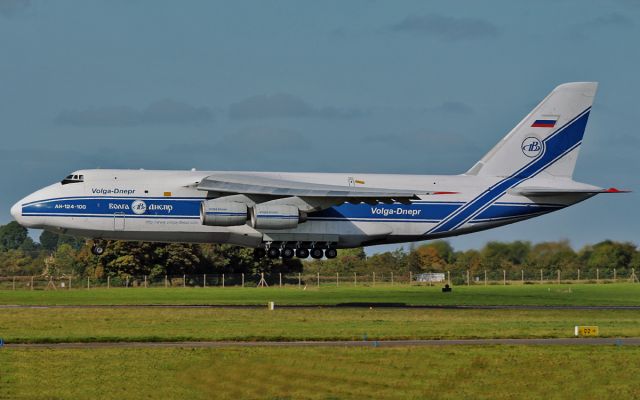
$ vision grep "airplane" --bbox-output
[10,82,628,259]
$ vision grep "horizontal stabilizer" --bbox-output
[509,187,630,197]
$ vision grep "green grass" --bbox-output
[1,283,640,306]
[1,307,638,343]
[2,346,640,399]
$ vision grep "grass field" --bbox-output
[2,346,640,399]
[1,283,640,306]
[2,284,639,399]
[1,307,639,343]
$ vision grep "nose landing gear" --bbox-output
[91,242,105,256]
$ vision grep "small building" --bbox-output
[415,272,446,283]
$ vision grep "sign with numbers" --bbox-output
[574,326,599,337]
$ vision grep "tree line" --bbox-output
[0,221,638,279]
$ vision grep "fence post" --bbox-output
[183,274,186,288]
[69,276,71,290]
[12,276,15,290]
[521,270,524,284]
[222,274,225,288]
[31,276,34,290]
[503,270,506,285]
[336,272,339,287]
[614,268,617,282]
[87,276,89,290]
[408,271,411,286]
[484,270,487,286]
[373,272,376,286]
[391,272,394,286]
[107,276,110,289]
[447,271,451,285]
[578,268,580,282]
[144,275,147,288]
[203,274,206,288]
[557,269,560,284]
[298,273,301,288]
[354,272,357,286]
[279,273,282,288]
[597,268,599,283]
[317,272,320,287]
[165,275,168,288]
[242,273,245,288]
[540,269,543,284]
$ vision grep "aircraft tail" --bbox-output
[466,82,598,179]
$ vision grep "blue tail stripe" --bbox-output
[428,108,590,234]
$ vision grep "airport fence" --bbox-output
[0,268,637,290]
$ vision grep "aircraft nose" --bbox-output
[10,200,22,221]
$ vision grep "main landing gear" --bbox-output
[254,243,338,260]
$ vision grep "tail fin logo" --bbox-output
[521,137,543,158]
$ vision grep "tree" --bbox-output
[527,240,577,271]
[0,222,36,251]
[0,249,39,276]
[366,249,408,274]
[453,249,482,274]
[40,230,84,252]
[481,241,531,271]
[414,241,454,271]
[579,240,637,272]
[200,244,303,274]
[46,243,78,276]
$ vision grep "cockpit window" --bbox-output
[61,173,84,185]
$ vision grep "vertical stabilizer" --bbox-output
[467,82,597,178]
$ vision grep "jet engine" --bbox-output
[250,204,305,230]
[200,200,248,226]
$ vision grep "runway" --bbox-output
[4,337,640,349]
[2,303,640,310]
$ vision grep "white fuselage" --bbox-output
[10,169,586,248]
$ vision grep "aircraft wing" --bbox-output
[197,173,424,202]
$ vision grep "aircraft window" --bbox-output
[61,173,85,185]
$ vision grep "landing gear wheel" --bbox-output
[325,248,338,259]
[267,247,281,259]
[253,248,266,259]
[91,244,105,256]
[295,248,309,259]
[281,248,295,259]
[310,248,324,259]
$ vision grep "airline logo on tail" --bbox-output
[521,137,543,158]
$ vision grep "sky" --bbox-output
[0,0,638,253]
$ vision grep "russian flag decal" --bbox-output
[531,116,559,128]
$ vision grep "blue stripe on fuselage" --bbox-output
[427,108,590,234]
[22,197,200,217]
[309,202,463,222]
[21,197,565,227]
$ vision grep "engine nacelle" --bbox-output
[200,200,248,226]
[251,204,303,230]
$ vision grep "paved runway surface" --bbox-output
[2,304,640,310]
[4,338,640,349]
